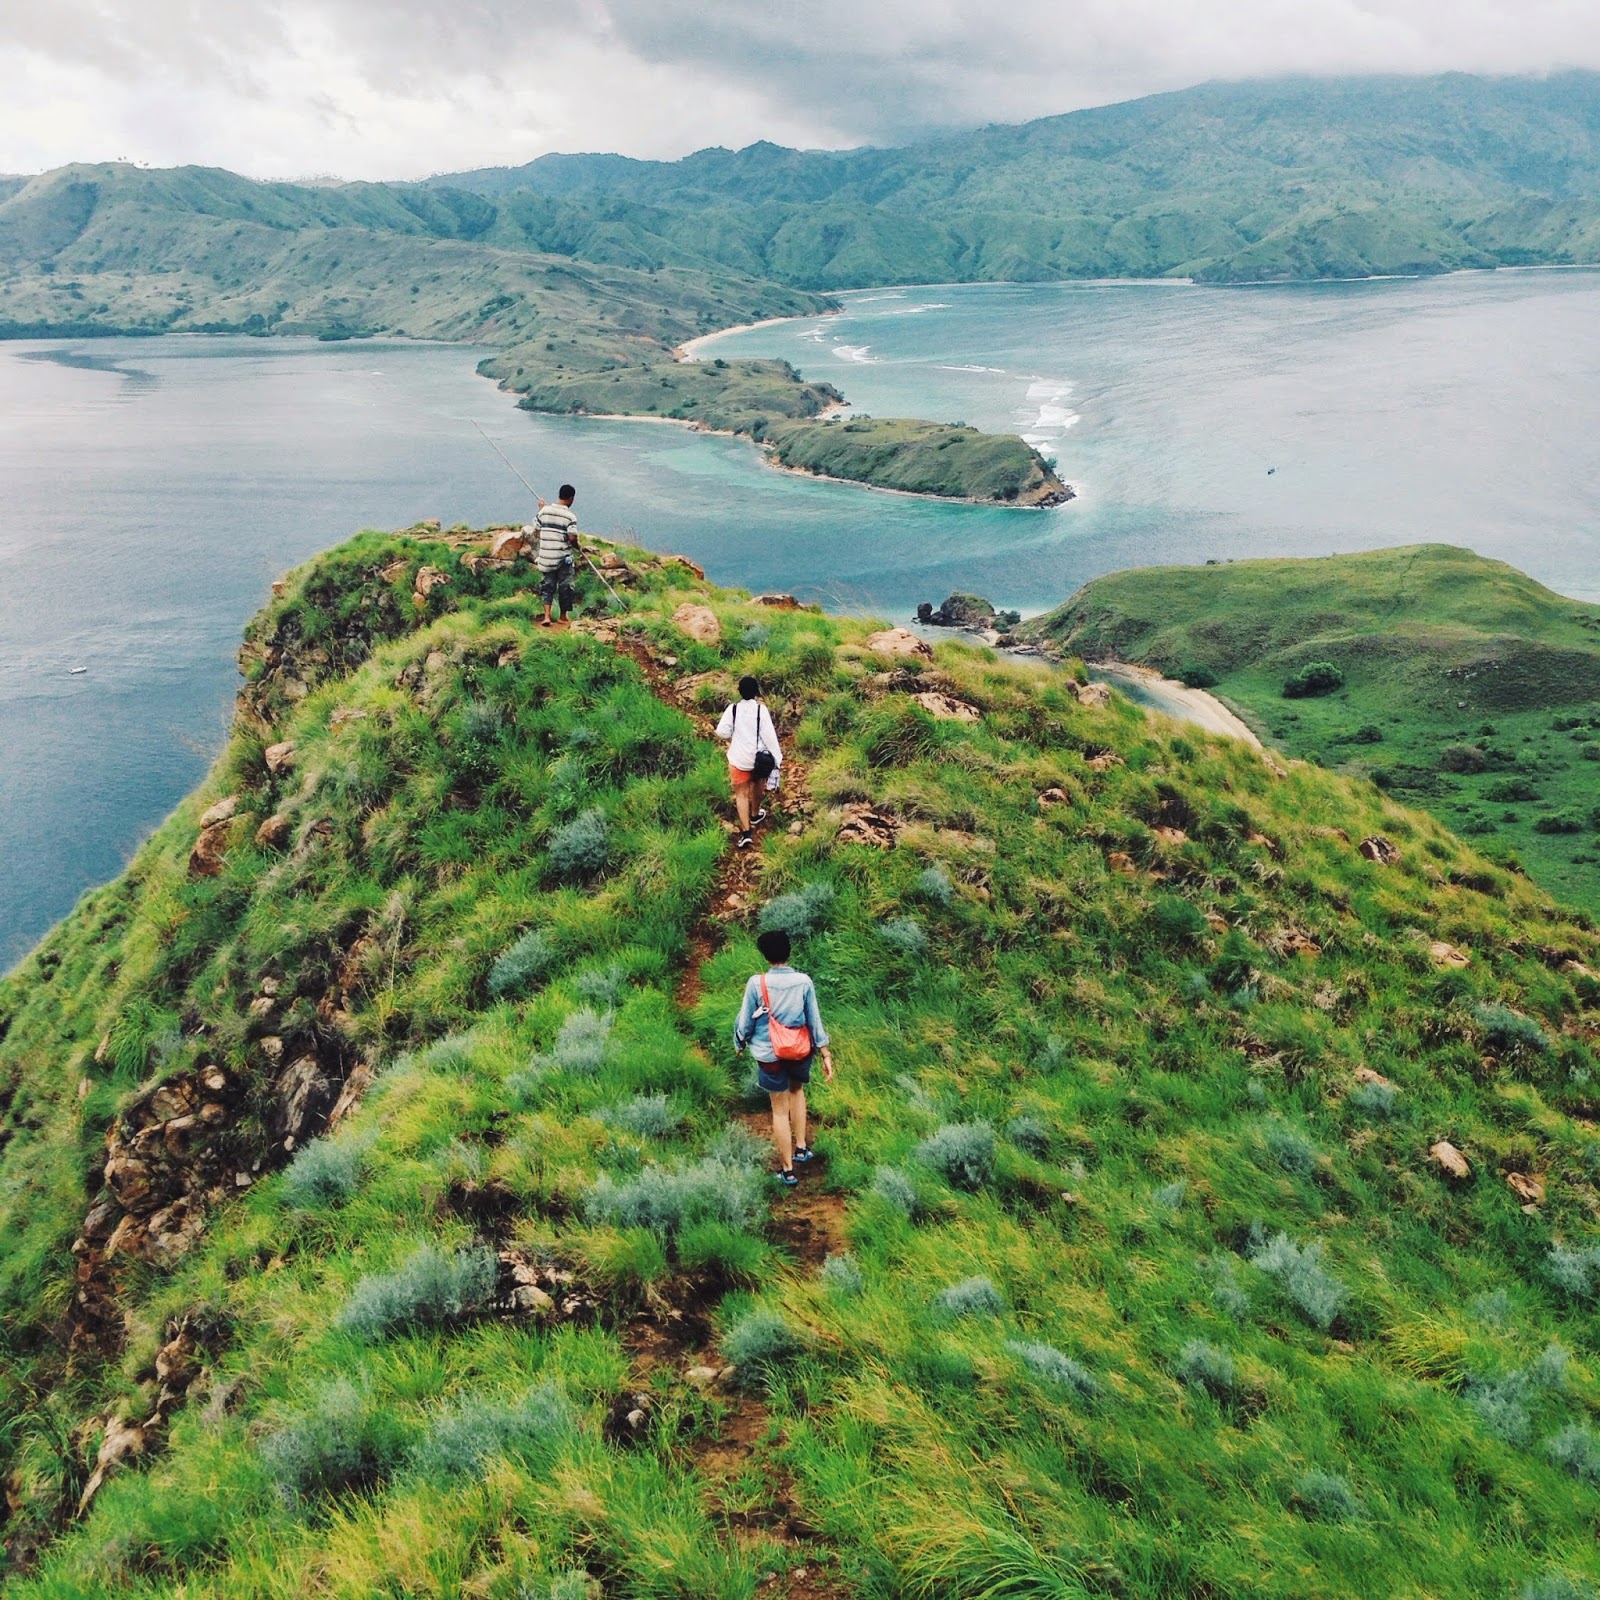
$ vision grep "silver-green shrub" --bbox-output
[1249,1232,1347,1330]
[915,1122,996,1191]
[1175,1339,1237,1399]
[935,1276,1005,1320]
[336,1243,497,1342]
[488,929,556,999]
[283,1135,366,1208]
[409,1381,572,1479]
[758,880,835,938]
[1292,1471,1365,1522]
[547,809,610,880]
[1006,1339,1100,1402]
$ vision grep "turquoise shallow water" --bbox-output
[3,272,1599,960]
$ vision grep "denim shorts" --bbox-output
[757,1055,812,1094]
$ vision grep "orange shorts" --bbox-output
[729,765,752,786]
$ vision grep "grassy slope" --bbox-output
[1,531,1600,1596]
[437,73,1600,287]
[0,165,1064,507]
[1021,543,1600,913]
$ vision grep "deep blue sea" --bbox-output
[4,270,1600,961]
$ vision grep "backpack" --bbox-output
[759,974,813,1061]
[736,701,777,786]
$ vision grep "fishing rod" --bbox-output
[471,420,628,613]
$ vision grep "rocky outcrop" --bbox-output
[863,628,932,659]
[911,690,981,723]
[917,593,997,630]
[672,603,722,644]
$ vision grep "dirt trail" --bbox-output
[574,612,850,1596]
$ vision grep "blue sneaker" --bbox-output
[792,1146,815,1165]
[775,1169,798,1187]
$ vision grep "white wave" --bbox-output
[878,303,950,315]
[832,344,879,363]
[849,292,907,303]
[937,363,1005,373]
[1015,377,1080,462]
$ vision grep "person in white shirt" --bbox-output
[714,675,782,850]
[527,484,579,626]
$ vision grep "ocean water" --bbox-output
[4,271,1600,960]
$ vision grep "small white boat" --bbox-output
[68,666,88,675]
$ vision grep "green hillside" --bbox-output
[1022,544,1600,912]
[436,73,1600,286]
[3,529,1600,1597]
[0,163,1066,507]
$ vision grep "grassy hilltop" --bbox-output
[1022,544,1600,914]
[0,164,1066,507]
[2,530,1600,1597]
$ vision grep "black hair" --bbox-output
[756,929,791,965]
[559,483,576,501]
[738,675,761,700]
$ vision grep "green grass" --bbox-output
[1023,542,1600,913]
[0,529,1599,1595]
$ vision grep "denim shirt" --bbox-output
[733,965,829,1064]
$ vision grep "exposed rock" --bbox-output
[274,1055,336,1149]
[664,554,706,580]
[676,669,737,705]
[412,565,450,607]
[255,812,291,849]
[1505,1171,1545,1205]
[1248,831,1282,855]
[377,556,411,584]
[911,690,981,723]
[916,592,995,630]
[1359,835,1401,866]
[1085,751,1122,773]
[671,602,721,644]
[835,804,902,849]
[864,628,932,659]
[685,1365,721,1388]
[325,1064,375,1133]
[1353,1066,1393,1088]
[1037,786,1072,808]
[754,593,801,609]
[1429,1141,1471,1180]
[247,995,276,1020]
[1075,681,1113,710]
[263,740,296,777]
[188,821,232,879]
[489,528,532,559]
[1106,851,1138,875]
[1429,941,1471,968]
[496,645,521,668]
[1261,751,1290,778]
[198,795,238,829]
[1152,826,1189,847]
[329,706,367,730]
[76,1415,149,1517]
[508,1283,556,1316]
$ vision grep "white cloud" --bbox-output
[4,0,1600,178]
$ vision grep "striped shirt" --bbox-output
[533,502,578,571]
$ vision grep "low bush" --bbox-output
[758,879,836,938]
[879,916,929,957]
[1486,779,1540,803]
[282,1136,365,1208]
[1547,1243,1600,1301]
[584,1151,765,1241]
[549,1008,612,1075]
[1206,1256,1250,1321]
[935,1276,1005,1319]
[488,928,557,999]
[915,1122,997,1191]
[1006,1339,1100,1402]
[1475,1002,1550,1057]
[409,1381,573,1479]
[1282,661,1345,699]
[1533,812,1586,835]
[1523,1576,1600,1600]
[870,1165,922,1218]
[820,1253,864,1297]
[547,809,610,880]
[1439,744,1487,774]
[1149,894,1208,946]
[336,1244,498,1342]
[1176,663,1218,689]
[915,864,954,906]
[1249,1232,1347,1330]
[596,1093,679,1138]
[261,1378,408,1503]
[1467,1345,1568,1445]
[1348,1079,1400,1120]
[1262,1123,1318,1177]
[1153,1179,1187,1210]
[1005,1114,1051,1157]
[1175,1339,1237,1400]
[722,1308,802,1389]
[1546,1424,1600,1485]
[1292,1471,1365,1522]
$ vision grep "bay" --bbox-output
[4,270,1599,962]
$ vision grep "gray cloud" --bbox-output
[5,0,1600,178]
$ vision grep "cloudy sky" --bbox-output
[5,0,1600,180]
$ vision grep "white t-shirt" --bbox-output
[715,699,782,772]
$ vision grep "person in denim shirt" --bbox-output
[733,929,834,1186]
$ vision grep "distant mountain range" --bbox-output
[425,72,1600,285]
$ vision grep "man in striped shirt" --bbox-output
[528,484,579,626]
